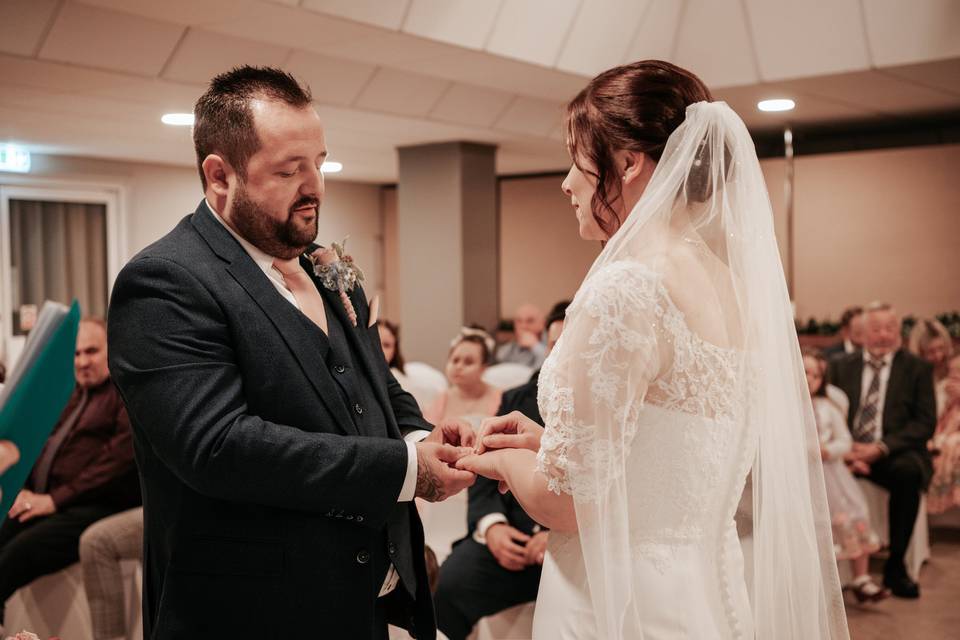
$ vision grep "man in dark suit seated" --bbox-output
[823,305,864,361]
[829,301,936,599]
[0,318,140,630]
[435,306,567,640]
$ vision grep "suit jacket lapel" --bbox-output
[846,357,864,425]
[309,263,400,440]
[191,204,359,436]
[883,351,906,431]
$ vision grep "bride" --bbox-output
[457,60,848,639]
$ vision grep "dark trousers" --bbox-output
[865,449,928,578]
[434,538,541,640]
[0,503,115,623]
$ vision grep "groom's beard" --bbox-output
[229,184,319,260]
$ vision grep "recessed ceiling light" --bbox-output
[161,113,194,126]
[757,99,795,112]
[321,161,343,173]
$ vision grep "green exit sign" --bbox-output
[0,145,30,173]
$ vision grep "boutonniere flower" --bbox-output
[308,238,365,327]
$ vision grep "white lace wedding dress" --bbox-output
[532,258,754,639]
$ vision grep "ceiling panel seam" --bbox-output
[736,0,763,83]
[156,26,191,80]
[856,0,877,68]
[425,81,458,118]
[873,67,960,99]
[480,0,508,51]
[349,66,383,109]
[32,0,67,58]
[620,0,656,65]
[397,0,415,33]
[551,0,585,69]
[668,0,689,61]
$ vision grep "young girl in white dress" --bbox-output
[802,348,887,603]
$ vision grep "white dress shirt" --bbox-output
[855,350,895,443]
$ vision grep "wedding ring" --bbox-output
[24,502,32,511]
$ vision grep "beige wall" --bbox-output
[785,144,960,321]
[495,145,960,327]
[499,175,601,317]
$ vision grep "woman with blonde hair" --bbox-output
[908,318,954,416]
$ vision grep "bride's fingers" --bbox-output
[481,433,527,451]
[475,416,519,453]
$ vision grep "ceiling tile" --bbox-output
[863,0,960,66]
[285,50,377,106]
[486,0,580,67]
[80,78,204,113]
[743,0,870,81]
[353,67,450,117]
[390,48,586,101]
[38,2,185,76]
[301,0,411,31]
[674,0,759,88]
[494,96,563,137]
[622,0,684,62]
[0,0,59,57]
[788,69,960,116]
[75,0,253,27]
[307,28,461,66]
[160,29,290,85]
[0,53,142,93]
[880,58,960,97]
[428,82,514,127]
[204,3,380,54]
[556,0,652,76]
[403,0,503,50]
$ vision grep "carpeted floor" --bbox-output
[846,525,960,640]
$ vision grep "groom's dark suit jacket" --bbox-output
[108,201,436,639]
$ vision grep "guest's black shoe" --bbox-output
[884,574,920,599]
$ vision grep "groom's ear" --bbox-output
[202,154,233,198]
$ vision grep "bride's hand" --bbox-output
[475,411,544,454]
[456,450,508,483]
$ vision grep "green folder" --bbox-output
[0,300,80,523]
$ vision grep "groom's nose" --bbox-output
[301,164,325,199]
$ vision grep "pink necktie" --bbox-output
[272,258,328,334]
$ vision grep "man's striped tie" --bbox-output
[852,359,885,442]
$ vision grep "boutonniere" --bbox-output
[308,238,365,327]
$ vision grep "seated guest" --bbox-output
[423,328,502,425]
[79,506,144,640]
[434,306,566,640]
[829,302,936,598]
[802,349,886,602]
[495,304,547,368]
[0,318,140,630]
[927,353,960,514]
[377,319,408,386]
[907,318,954,417]
[823,306,864,360]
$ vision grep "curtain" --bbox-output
[9,199,107,333]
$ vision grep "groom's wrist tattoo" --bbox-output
[416,457,444,501]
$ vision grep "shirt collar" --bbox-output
[205,198,278,273]
[862,349,895,368]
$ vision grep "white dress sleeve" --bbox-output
[536,261,662,502]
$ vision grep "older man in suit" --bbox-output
[108,66,475,639]
[830,301,936,598]
[0,318,140,631]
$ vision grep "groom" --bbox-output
[108,66,475,639]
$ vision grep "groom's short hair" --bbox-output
[193,66,313,190]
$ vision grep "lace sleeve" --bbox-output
[536,261,662,502]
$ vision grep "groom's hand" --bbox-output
[415,442,475,502]
[425,418,477,448]
[486,523,531,571]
